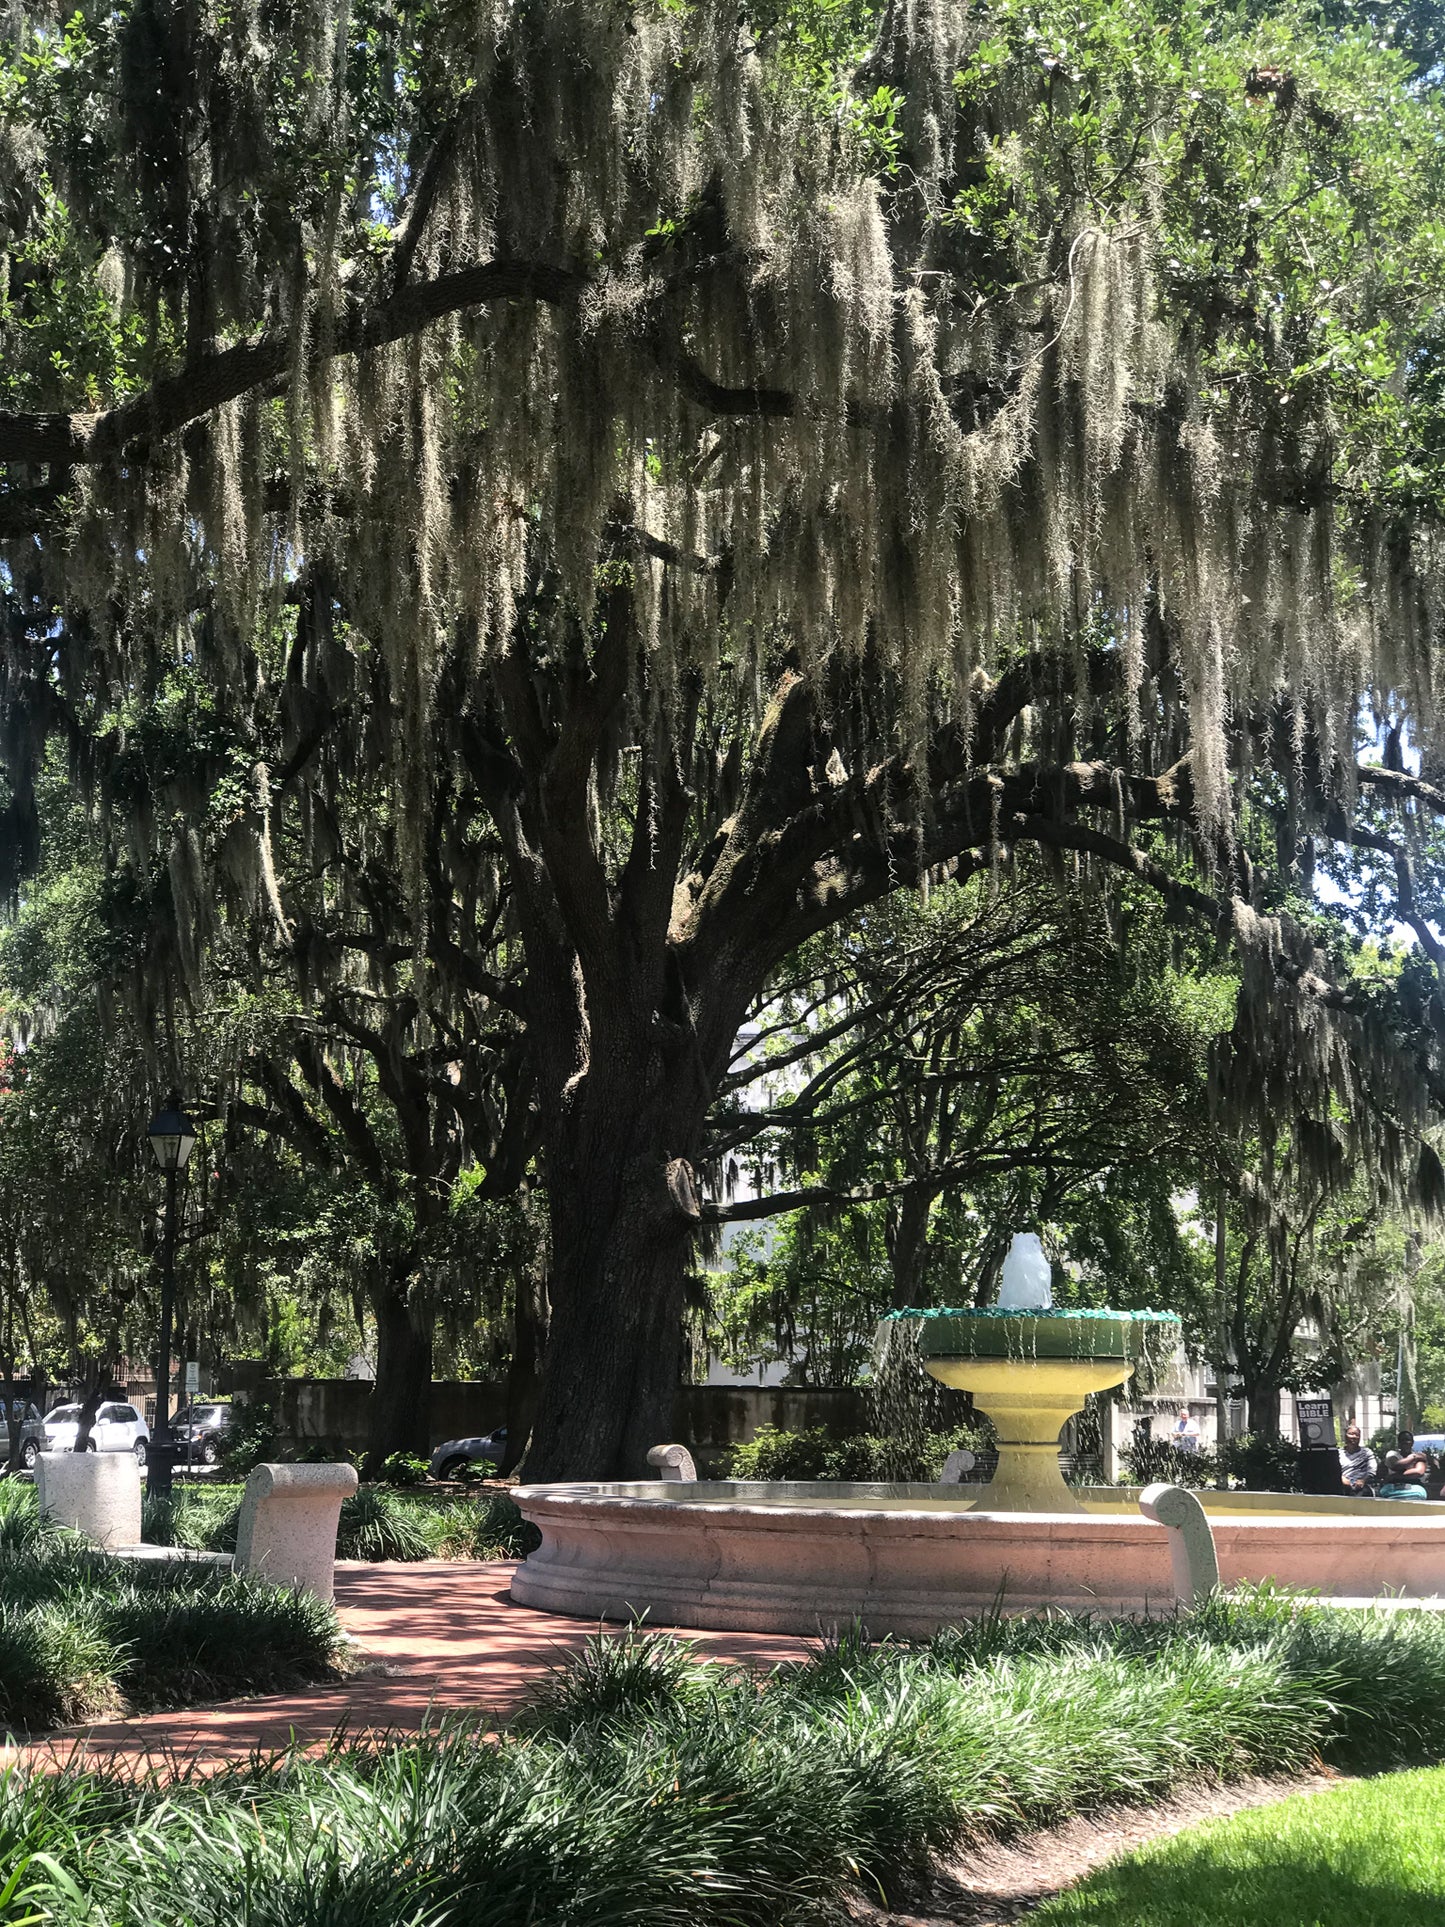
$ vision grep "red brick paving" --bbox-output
[7,1560,812,1773]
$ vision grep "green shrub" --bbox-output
[11,1591,1445,1922]
[1220,1432,1300,1491]
[0,1532,342,1734]
[335,1488,434,1562]
[1117,1430,1298,1492]
[142,1487,242,1554]
[377,1452,430,1488]
[94,1566,342,1710]
[141,1482,527,1564]
[430,1492,540,1560]
[0,1480,43,1556]
[725,1424,989,1482]
[514,1622,705,1733]
[217,1400,277,1479]
[0,1597,119,1730]
[1118,1435,1218,1489]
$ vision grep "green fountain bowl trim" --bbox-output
[894,1307,1180,1362]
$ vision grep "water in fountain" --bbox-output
[996,1232,1052,1309]
[866,1317,934,1479]
[867,1314,993,1480]
[866,1232,1051,1478]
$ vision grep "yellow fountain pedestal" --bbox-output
[923,1356,1136,1513]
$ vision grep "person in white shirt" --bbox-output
[1339,1423,1376,1494]
[1171,1412,1201,1454]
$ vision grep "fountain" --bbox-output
[512,1233,1445,1629]
[903,1232,1180,1511]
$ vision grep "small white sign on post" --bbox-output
[184,1360,200,1398]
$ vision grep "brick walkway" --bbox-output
[12,1561,812,1772]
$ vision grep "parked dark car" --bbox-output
[171,1401,237,1466]
[0,1398,43,1470]
[429,1427,508,1480]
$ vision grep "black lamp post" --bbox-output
[146,1096,196,1499]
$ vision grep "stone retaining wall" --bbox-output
[241,1378,881,1463]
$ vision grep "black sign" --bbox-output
[1295,1394,1335,1452]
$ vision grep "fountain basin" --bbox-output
[511,1481,1445,1632]
[904,1307,1180,1512]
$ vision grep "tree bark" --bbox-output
[366,1278,433,1466]
[499,1267,549,1475]
[887,1187,938,1309]
[523,1084,702,1480]
[1242,1373,1284,1439]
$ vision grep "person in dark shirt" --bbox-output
[1394,1431,1432,1488]
[1379,1443,1430,1501]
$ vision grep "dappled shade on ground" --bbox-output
[10,1561,808,1769]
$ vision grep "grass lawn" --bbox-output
[1031,1767,1445,1927]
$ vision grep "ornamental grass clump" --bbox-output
[0,1505,344,1734]
[334,1488,435,1563]
[142,1488,243,1554]
[429,1491,540,1561]
[138,1481,533,1564]
[12,1594,1445,1923]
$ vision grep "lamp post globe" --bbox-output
[147,1103,196,1174]
[145,1096,196,1499]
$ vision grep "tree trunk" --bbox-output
[499,1268,549,1476]
[888,1187,937,1310]
[73,1378,107,1451]
[524,1144,697,1482]
[366,1279,433,1467]
[1243,1374,1283,1439]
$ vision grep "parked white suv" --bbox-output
[42,1401,151,1462]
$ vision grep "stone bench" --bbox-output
[233,1462,357,1601]
[100,1460,358,1602]
[37,1450,142,1552]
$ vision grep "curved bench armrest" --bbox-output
[1139,1481,1220,1606]
[646,1443,697,1482]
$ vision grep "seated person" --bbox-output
[1338,1423,1376,1494]
[1377,1449,1429,1501]
[1395,1430,1431,1487]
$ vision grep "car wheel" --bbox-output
[200,1437,219,1465]
[435,1455,470,1481]
[20,1442,37,1469]
[134,1439,148,1464]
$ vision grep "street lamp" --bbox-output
[146,1097,196,1499]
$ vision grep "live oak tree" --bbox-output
[7,0,1445,1473]
[707,868,1227,1308]
[2,724,540,1464]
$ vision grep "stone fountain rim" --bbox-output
[512,1481,1442,1531]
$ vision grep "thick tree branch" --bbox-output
[1357,764,1445,816]
[0,259,584,474]
[293,1035,391,1188]
[704,1148,1134,1222]
[390,108,470,293]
